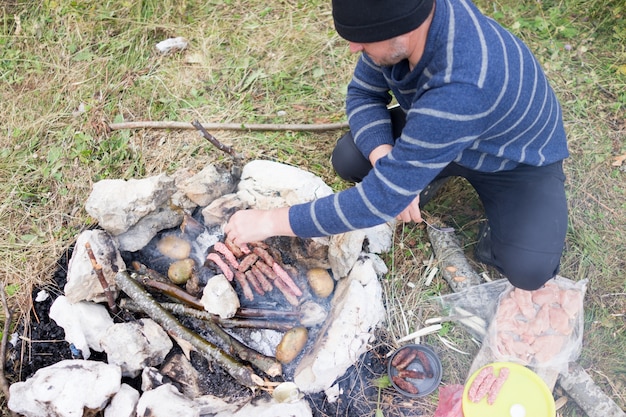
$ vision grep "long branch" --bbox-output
[115,271,262,388]
[0,282,13,401]
[108,120,349,132]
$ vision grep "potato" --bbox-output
[168,258,195,284]
[275,327,308,364]
[157,235,191,260]
[306,268,334,298]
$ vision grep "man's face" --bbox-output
[349,36,410,67]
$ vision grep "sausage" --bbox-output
[468,366,493,403]
[394,348,418,370]
[469,368,497,403]
[250,265,274,292]
[238,253,259,272]
[245,270,265,296]
[255,260,278,280]
[416,350,434,378]
[224,238,244,258]
[272,262,303,297]
[214,242,239,269]
[234,271,254,301]
[392,376,419,394]
[397,369,426,380]
[487,367,510,405]
[272,276,300,306]
[391,347,412,367]
[206,253,233,281]
[253,246,275,266]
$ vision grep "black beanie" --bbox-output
[332,0,435,43]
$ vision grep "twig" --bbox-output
[0,282,13,401]
[115,271,263,388]
[191,120,240,160]
[84,243,118,313]
[108,120,349,132]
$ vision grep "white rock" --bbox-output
[214,397,312,417]
[85,174,176,235]
[49,296,114,359]
[115,205,184,252]
[8,359,121,417]
[201,275,240,318]
[293,257,385,393]
[363,221,394,254]
[176,164,236,207]
[104,383,139,417]
[136,384,199,417]
[327,230,366,279]
[64,229,123,304]
[237,160,333,209]
[101,318,173,377]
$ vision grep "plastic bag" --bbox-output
[435,279,511,341]
[434,384,465,417]
[487,276,587,372]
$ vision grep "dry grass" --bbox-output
[1,0,625,415]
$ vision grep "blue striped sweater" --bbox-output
[289,0,569,238]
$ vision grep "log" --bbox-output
[115,271,262,388]
[558,362,626,417]
[427,227,483,291]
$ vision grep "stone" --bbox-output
[49,296,114,360]
[101,318,173,378]
[176,164,237,207]
[8,359,121,417]
[136,384,200,417]
[214,397,313,417]
[64,229,124,304]
[85,173,176,235]
[160,353,203,398]
[201,193,248,227]
[104,383,139,417]
[236,160,333,209]
[115,205,184,252]
[294,255,386,393]
[201,274,240,318]
[327,230,366,279]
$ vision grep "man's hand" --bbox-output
[224,207,294,245]
[396,195,423,223]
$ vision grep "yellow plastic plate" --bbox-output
[462,362,555,417]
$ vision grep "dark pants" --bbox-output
[330,107,568,290]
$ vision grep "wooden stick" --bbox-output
[115,271,263,388]
[120,300,298,331]
[108,120,349,132]
[85,242,118,312]
[0,283,13,403]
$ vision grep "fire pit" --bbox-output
[6,160,395,417]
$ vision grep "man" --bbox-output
[225,0,569,291]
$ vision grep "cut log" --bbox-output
[427,227,483,291]
[558,362,626,417]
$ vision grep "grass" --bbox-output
[1,0,624,415]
